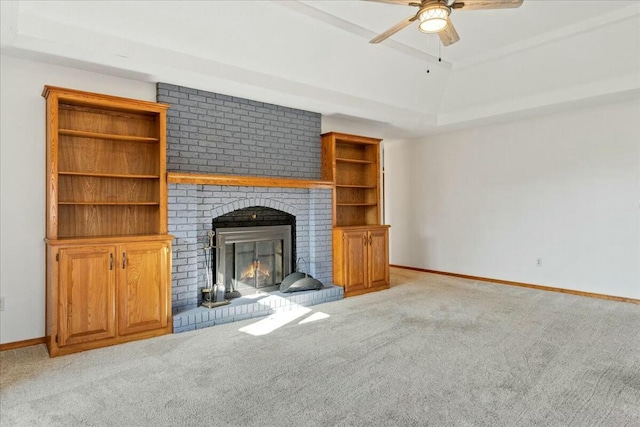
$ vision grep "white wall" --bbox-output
[0,55,155,344]
[385,99,640,299]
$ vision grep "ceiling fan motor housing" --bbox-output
[418,1,451,34]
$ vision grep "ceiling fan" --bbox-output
[368,0,524,46]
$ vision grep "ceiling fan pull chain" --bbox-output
[439,39,442,62]
[426,36,431,73]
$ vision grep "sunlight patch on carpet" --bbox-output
[299,312,330,324]
[239,306,312,336]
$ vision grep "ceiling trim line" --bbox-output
[436,73,640,128]
[453,2,640,71]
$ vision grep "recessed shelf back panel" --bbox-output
[58,175,159,204]
[57,205,160,238]
[58,136,160,176]
[59,104,158,138]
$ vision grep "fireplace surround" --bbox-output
[168,183,336,331]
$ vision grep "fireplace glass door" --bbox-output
[216,225,292,293]
[227,239,284,289]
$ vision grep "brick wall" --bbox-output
[157,83,321,179]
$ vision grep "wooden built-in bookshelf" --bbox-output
[321,132,390,297]
[43,86,172,357]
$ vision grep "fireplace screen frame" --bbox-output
[215,225,292,290]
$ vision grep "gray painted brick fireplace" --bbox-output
[157,83,339,331]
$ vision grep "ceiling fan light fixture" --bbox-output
[417,4,450,33]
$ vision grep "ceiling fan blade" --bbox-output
[452,0,523,10]
[439,21,460,46]
[364,0,416,5]
[370,15,418,44]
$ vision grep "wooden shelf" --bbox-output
[45,234,174,245]
[59,129,159,143]
[59,171,160,179]
[337,203,378,207]
[58,202,160,206]
[336,184,377,189]
[168,172,333,189]
[336,158,375,164]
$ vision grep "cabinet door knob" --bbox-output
[110,253,114,270]
[363,234,367,246]
[369,235,372,246]
[122,252,126,269]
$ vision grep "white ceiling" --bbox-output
[1,0,639,139]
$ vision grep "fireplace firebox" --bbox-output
[215,225,292,294]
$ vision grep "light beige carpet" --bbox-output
[1,268,639,426]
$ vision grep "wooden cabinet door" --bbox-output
[58,246,116,347]
[117,241,169,335]
[368,228,389,288]
[342,230,368,293]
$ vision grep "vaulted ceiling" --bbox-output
[1,1,639,139]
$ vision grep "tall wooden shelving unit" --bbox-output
[43,86,173,357]
[321,132,390,297]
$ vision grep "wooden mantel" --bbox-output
[167,172,334,189]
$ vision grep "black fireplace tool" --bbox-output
[201,229,230,309]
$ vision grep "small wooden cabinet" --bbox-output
[43,86,172,356]
[333,226,390,297]
[57,245,116,347]
[368,227,390,288]
[49,238,171,355]
[322,132,390,296]
[117,241,170,336]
